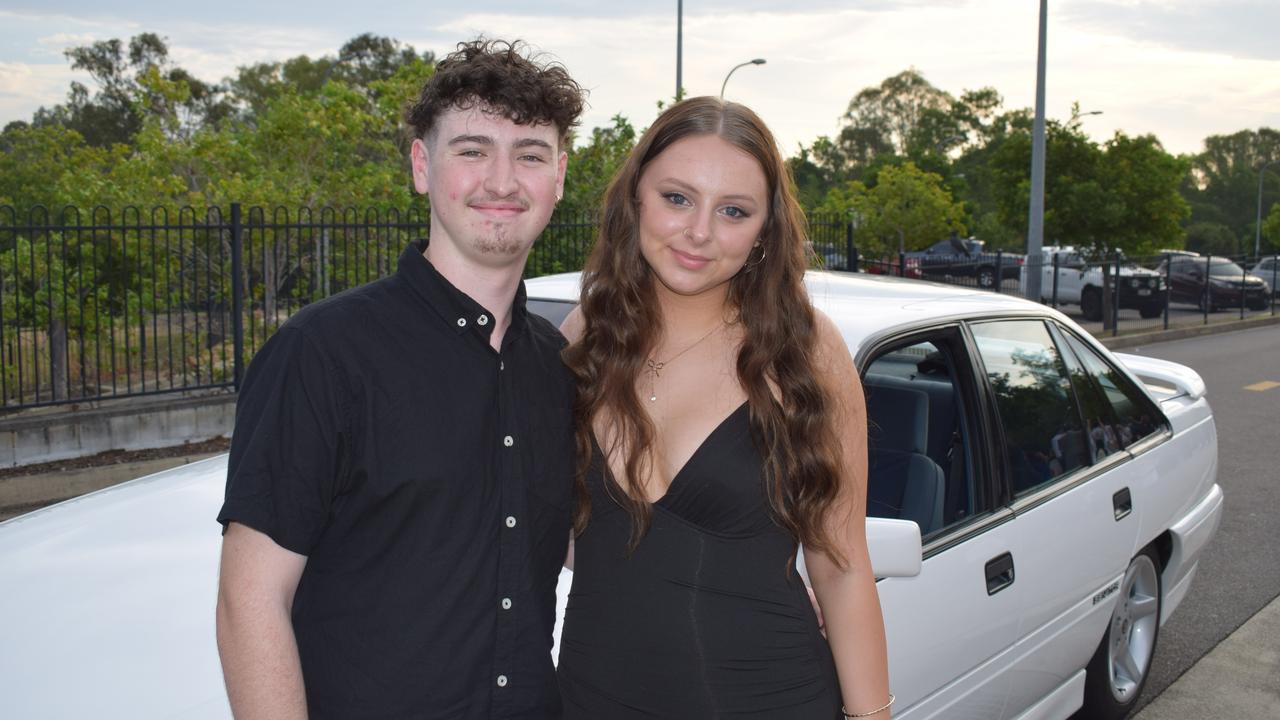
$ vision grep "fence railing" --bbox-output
[2,204,1274,410]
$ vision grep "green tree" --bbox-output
[31,33,233,147]
[1184,222,1238,256]
[820,162,965,257]
[560,114,636,212]
[1182,129,1280,246]
[1097,133,1190,256]
[1262,203,1280,255]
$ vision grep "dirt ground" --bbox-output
[0,437,229,481]
[0,437,231,521]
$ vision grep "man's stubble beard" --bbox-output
[473,222,530,257]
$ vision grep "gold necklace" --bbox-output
[644,323,724,402]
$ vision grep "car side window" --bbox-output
[862,332,980,538]
[1057,329,1168,449]
[970,320,1091,497]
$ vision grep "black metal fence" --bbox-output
[1,204,1274,410]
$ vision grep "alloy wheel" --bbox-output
[1106,553,1160,703]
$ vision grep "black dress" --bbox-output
[557,402,842,719]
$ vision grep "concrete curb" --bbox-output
[1134,595,1280,719]
[1097,314,1280,351]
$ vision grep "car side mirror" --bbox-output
[865,517,923,577]
[795,518,922,583]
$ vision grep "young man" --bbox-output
[215,40,585,719]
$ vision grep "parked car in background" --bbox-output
[905,235,1024,289]
[1158,255,1271,311]
[1022,246,1166,321]
[0,271,1222,720]
[860,254,923,279]
[1248,256,1280,297]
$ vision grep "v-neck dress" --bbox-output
[557,402,842,718]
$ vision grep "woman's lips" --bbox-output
[672,247,711,270]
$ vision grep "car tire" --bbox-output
[1078,546,1162,720]
[1138,303,1163,319]
[1081,287,1103,322]
[976,267,996,289]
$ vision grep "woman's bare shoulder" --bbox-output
[560,305,586,343]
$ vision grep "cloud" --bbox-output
[0,62,87,120]
[1061,0,1280,61]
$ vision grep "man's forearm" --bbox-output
[216,598,308,720]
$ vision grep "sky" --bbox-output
[1,0,1277,157]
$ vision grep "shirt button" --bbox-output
[503,435,514,447]
[501,597,513,610]
[478,314,489,326]
[505,516,517,528]
[499,361,505,371]
[496,675,508,688]
[456,318,467,328]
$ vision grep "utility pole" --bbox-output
[676,0,684,102]
[1025,0,1048,301]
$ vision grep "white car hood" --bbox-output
[0,457,232,719]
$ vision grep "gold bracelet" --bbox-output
[842,693,895,718]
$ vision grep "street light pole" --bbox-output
[1069,109,1103,128]
[676,0,683,102]
[1257,159,1280,258]
[1025,0,1049,302]
[720,58,766,98]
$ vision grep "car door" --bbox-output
[858,326,1026,719]
[967,319,1146,718]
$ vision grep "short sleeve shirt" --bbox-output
[218,240,574,719]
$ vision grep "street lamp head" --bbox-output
[720,58,768,98]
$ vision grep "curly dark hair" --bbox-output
[563,96,847,564]
[404,38,586,147]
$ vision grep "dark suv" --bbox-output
[906,236,1024,289]
[1159,256,1271,311]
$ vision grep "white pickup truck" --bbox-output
[1021,246,1166,321]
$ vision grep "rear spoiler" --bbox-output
[1113,353,1206,400]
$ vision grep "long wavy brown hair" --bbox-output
[563,96,846,562]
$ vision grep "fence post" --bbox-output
[844,220,855,273]
[231,203,246,391]
[1202,254,1211,323]
[1163,253,1171,330]
[994,250,1004,294]
[1050,252,1059,308]
[898,251,906,278]
[1240,257,1247,320]
[1113,252,1121,337]
[1272,255,1277,317]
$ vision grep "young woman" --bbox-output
[557,96,893,719]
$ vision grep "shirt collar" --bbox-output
[397,239,528,341]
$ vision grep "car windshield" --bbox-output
[1208,260,1246,277]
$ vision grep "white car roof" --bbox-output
[527,270,1053,357]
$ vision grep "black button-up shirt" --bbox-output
[218,240,574,719]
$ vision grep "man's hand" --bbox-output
[807,585,826,637]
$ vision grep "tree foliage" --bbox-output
[818,162,965,257]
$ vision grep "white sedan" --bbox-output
[0,271,1221,720]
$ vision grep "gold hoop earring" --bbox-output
[741,243,767,272]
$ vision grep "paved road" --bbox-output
[1122,323,1280,714]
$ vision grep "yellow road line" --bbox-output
[1244,380,1280,392]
